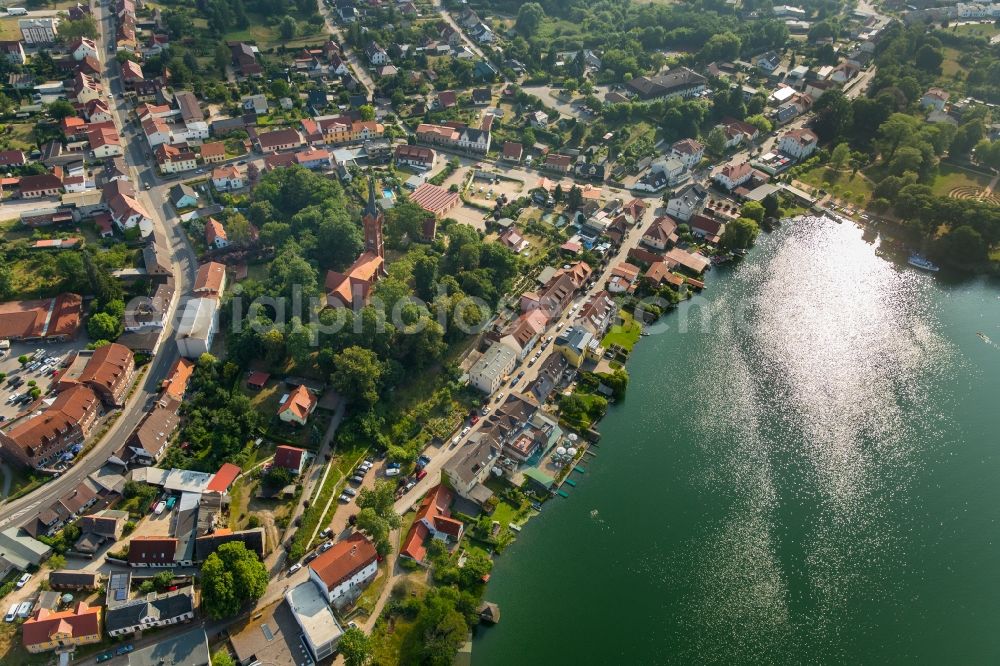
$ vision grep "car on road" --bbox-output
[417,454,431,466]
[350,475,364,483]
[304,552,318,564]
[288,563,302,575]
[115,645,134,656]
[16,573,30,588]
[460,426,471,436]
[96,652,114,663]
[319,541,333,553]
[495,392,505,402]
[339,493,352,503]
[342,487,357,496]
[404,480,417,492]
[481,406,491,415]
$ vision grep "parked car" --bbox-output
[417,454,431,466]
[385,468,401,477]
[319,541,333,553]
[350,475,365,484]
[4,604,17,623]
[16,573,30,588]
[319,528,332,538]
[115,645,134,656]
[460,426,471,436]
[16,601,33,618]
[404,480,417,492]
[387,462,401,470]
[339,493,352,503]
[153,501,166,515]
[343,487,357,496]
[288,563,302,575]
[416,469,428,481]
[96,652,114,663]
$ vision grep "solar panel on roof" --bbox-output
[261,623,274,641]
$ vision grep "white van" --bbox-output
[6,8,27,15]
[4,604,17,622]
[385,468,401,477]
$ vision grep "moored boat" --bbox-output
[907,253,940,272]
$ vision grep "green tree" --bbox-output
[212,650,236,666]
[48,100,76,120]
[225,213,253,246]
[330,346,384,407]
[515,2,544,37]
[87,311,121,341]
[567,185,583,210]
[200,542,268,620]
[358,104,375,121]
[48,554,66,570]
[458,549,493,589]
[279,16,297,39]
[740,201,765,223]
[339,627,372,666]
[915,44,943,73]
[830,142,851,170]
[705,126,728,156]
[721,217,760,250]
[0,264,12,300]
[744,114,773,135]
[934,225,987,267]
[59,15,99,40]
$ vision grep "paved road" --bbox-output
[0,0,197,532]
[315,0,375,97]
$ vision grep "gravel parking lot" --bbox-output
[0,340,82,423]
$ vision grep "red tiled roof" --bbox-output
[310,532,377,590]
[278,384,317,421]
[193,261,226,294]
[206,462,241,493]
[273,445,306,471]
[408,182,459,215]
[22,602,101,649]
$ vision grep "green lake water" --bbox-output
[473,218,1000,665]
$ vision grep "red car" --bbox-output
[470,415,480,425]
[416,469,427,481]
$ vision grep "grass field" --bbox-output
[949,22,1000,39]
[800,166,875,206]
[0,124,36,152]
[932,164,995,196]
[941,46,964,78]
[601,311,641,352]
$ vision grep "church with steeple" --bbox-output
[324,176,387,309]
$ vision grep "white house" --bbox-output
[211,164,245,191]
[670,138,705,169]
[108,193,153,236]
[365,41,389,65]
[920,88,949,111]
[713,162,753,191]
[308,533,378,606]
[469,341,517,394]
[666,183,707,222]
[69,37,99,62]
[778,128,818,160]
[105,588,195,637]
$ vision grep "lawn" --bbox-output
[941,46,964,78]
[950,22,1000,39]
[371,617,417,666]
[0,124,36,152]
[932,163,994,196]
[601,310,641,352]
[800,165,874,206]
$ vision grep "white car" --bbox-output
[15,573,30,589]
[461,426,471,436]
[4,604,17,622]
[288,563,302,575]
[319,541,333,553]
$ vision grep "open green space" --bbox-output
[800,166,875,206]
[601,310,642,352]
[932,164,994,196]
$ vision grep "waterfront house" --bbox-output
[443,439,498,505]
[401,484,464,564]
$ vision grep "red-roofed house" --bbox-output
[689,214,726,245]
[400,484,464,564]
[246,371,270,390]
[121,59,144,88]
[273,445,307,475]
[205,218,228,249]
[22,602,102,654]
[278,385,317,426]
[127,536,178,567]
[206,462,241,495]
[501,141,523,162]
[308,532,378,606]
[713,162,753,191]
[408,182,459,218]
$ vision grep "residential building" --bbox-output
[255,128,303,153]
[443,438,498,505]
[0,527,51,575]
[69,37,99,61]
[670,138,705,168]
[211,165,244,191]
[193,261,227,298]
[689,214,726,245]
[415,122,491,154]
[365,41,389,65]
[400,484,464,564]
[155,144,197,174]
[19,173,63,198]
[48,571,100,591]
[608,262,641,294]
[921,87,949,111]
[106,587,195,637]
[75,342,135,406]
[278,385,317,426]
[308,532,378,606]
[554,325,603,366]
[127,536,177,567]
[107,190,153,236]
[199,141,226,163]
[501,141,523,162]
[470,341,517,394]
[778,128,819,159]
[625,67,707,102]
[230,42,262,77]
[0,41,25,64]
[19,17,58,45]
[713,162,753,191]
[273,445,307,475]
[22,602,101,654]
[394,144,436,170]
[642,215,679,251]
[169,183,199,209]
[0,385,100,470]
[175,297,219,359]
[286,583,343,662]
[129,627,210,666]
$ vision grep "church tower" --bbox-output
[362,174,385,261]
